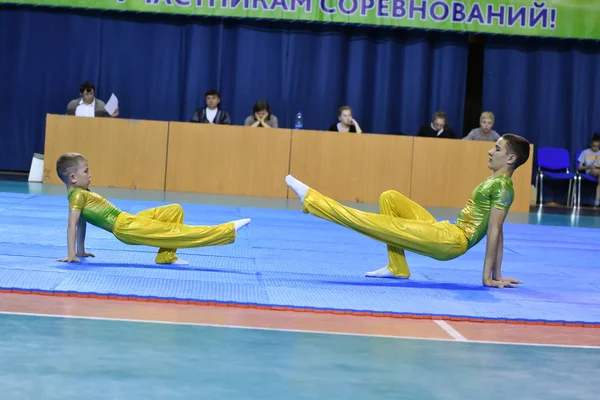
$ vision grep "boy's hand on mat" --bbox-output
[483,278,516,288]
[77,252,95,258]
[58,256,81,263]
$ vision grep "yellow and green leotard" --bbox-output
[68,188,236,264]
[301,174,514,277]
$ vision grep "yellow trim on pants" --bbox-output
[112,204,236,264]
[303,188,468,277]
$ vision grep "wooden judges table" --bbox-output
[43,114,534,213]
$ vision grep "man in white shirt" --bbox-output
[190,90,232,124]
[66,82,119,118]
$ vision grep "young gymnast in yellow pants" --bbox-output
[286,134,530,289]
[56,153,250,265]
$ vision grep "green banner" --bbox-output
[2,0,600,41]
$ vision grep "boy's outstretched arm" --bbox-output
[58,210,81,262]
[76,217,95,258]
[492,229,522,284]
[482,207,518,288]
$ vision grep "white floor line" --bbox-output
[434,320,468,342]
[1,310,599,350]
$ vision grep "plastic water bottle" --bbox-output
[294,111,303,129]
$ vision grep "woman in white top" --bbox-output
[577,133,600,207]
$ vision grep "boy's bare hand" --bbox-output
[58,256,81,263]
[77,252,95,258]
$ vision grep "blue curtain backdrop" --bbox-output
[482,36,600,173]
[0,5,469,171]
[0,8,103,171]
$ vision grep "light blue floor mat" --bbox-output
[1,192,599,324]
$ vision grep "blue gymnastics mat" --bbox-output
[1,192,599,324]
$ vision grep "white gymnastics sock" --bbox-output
[285,174,309,202]
[365,266,408,279]
[233,218,251,232]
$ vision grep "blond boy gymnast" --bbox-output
[56,153,250,264]
[285,134,530,289]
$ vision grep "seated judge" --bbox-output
[190,90,231,124]
[244,99,279,128]
[417,111,457,139]
[462,111,500,141]
[66,81,119,118]
[329,106,362,134]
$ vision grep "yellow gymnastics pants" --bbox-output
[111,204,236,264]
[303,188,468,278]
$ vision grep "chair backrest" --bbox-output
[575,149,583,168]
[537,147,570,170]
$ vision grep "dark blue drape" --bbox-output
[482,36,600,172]
[286,28,468,136]
[218,23,289,127]
[98,17,187,122]
[0,8,102,171]
[0,5,469,171]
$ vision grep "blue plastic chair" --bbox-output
[574,150,599,207]
[535,147,576,205]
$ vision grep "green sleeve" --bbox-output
[490,179,513,211]
[68,190,85,212]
